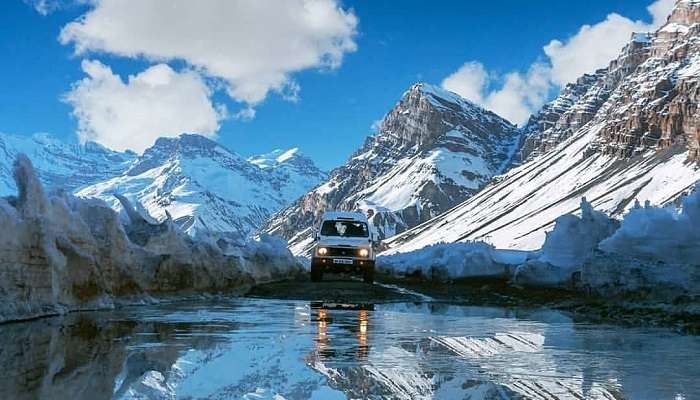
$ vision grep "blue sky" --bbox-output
[0,0,668,169]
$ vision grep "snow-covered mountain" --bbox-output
[0,132,136,195]
[385,0,700,254]
[77,134,326,238]
[262,83,520,255]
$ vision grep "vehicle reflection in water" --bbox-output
[310,302,373,362]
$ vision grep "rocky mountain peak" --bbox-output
[261,83,521,255]
[516,4,700,164]
[379,83,515,151]
[386,2,700,255]
[126,133,242,176]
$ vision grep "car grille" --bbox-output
[325,247,361,257]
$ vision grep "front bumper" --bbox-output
[311,257,375,274]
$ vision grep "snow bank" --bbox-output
[510,188,700,294]
[197,232,301,280]
[378,242,528,281]
[599,190,700,264]
[581,253,700,300]
[514,198,619,286]
[0,154,301,323]
[381,185,700,301]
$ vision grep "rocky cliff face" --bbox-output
[518,34,654,163]
[262,83,520,255]
[520,0,700,163]
[76,134,326,238]
[594,0,700,159]
[0,154,300,323]
[385,0,700,253]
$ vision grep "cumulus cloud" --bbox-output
[544,0,675,86]
[59,0,358,105]
[442,62,551,125]
[64,60,226,153]
[442,0,676,125]
[441,62,489,105]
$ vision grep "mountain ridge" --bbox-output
[385,0,700,253]
[261,82,521,255]
[76,133,327,238]
[0,132,326,238]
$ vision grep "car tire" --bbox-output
[363,263,375,284]
[310,260,323,282]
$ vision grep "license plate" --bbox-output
[333,258,354,265]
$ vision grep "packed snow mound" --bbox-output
[516,188,700,287]
[537,198,619,269]
[378,242,528,281]
[0,154,301,323]
[581,253,700,300]
[383,186,700,300]
[197,232,300,281]
[599,188,700,265]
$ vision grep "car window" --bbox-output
[320,220,369,237]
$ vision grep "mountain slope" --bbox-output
[0,132,136,195]
[262,83,520,255]
[76,134,326,237]
[385,0,700,254]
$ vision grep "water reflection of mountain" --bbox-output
[0,311,233,400]
[1,300,699,399]
[306,303,700,400]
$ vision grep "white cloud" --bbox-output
[544,0,674,86]
[482,63,552,126]
[64,60,226,153]
[442,62,551,125]
[59,0,358,106]
[440,62,489,105]
[648,0,677,26]
[24,0,87,15]
[442,0,676,125]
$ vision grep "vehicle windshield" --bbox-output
[320,220,369,238]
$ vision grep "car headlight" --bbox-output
[358,248,369,257]
[318,247,328,255]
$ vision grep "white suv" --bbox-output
[311,211,377,283]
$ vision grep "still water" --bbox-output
[1,298,698,399]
